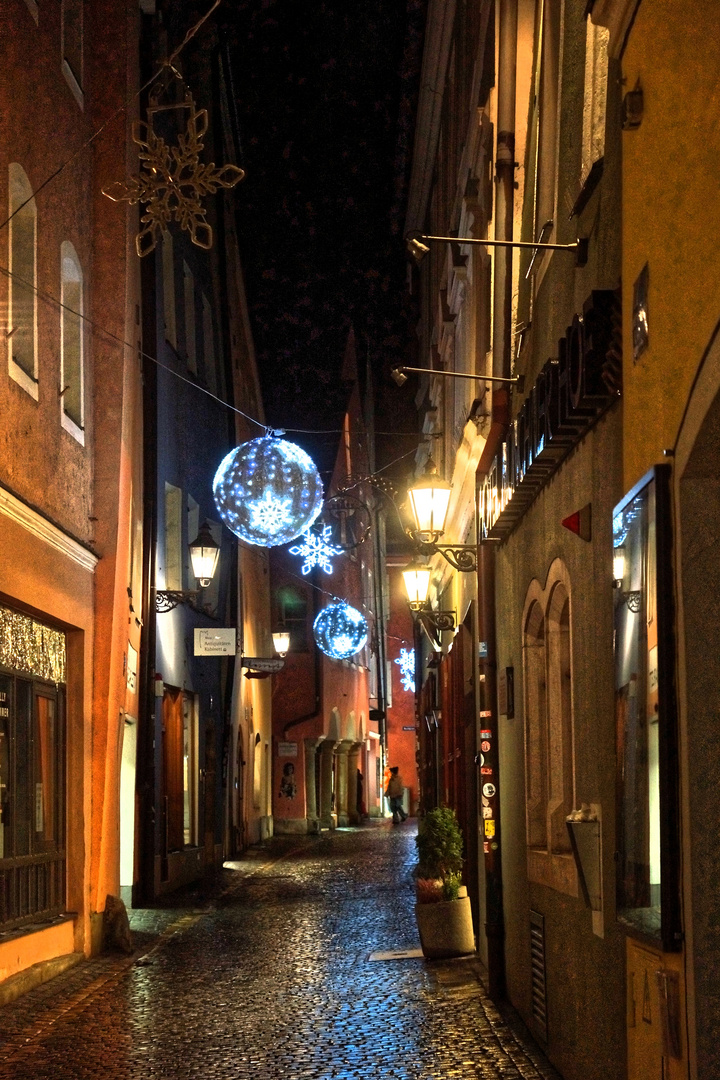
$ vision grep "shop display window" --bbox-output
[613,466,681,949]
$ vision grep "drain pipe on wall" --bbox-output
[479,0,518,1002]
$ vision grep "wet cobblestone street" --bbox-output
[0,825,559,1079]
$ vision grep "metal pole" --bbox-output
[418,233,580,253]
[478,539,506,999]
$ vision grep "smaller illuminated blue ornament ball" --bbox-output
[313,601,368,660]
[213,436,324,547]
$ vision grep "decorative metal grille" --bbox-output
[530,910,548,1042]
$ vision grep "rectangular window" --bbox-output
[60,242,84,440]
[182,695,197,846]
[535,0,562,235]
[581,19,609,185]
[202,294,217,394]
[0,613,66,930]
[8,164,38,397]
[162,688,198,852]
[62,0,83,102]
[162,232,177,349]
[164,483,183,591]
[613,466,680,949]
[183,261,196,373]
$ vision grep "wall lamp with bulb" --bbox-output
[272,627,291,657]
[406,230,588,267]
[406,458,477,573]
[402,558,456,636]
[155,522,220,613]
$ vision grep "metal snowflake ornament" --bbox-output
[289,525,342,576]
[394,648,416,693]
[103,95,244,257]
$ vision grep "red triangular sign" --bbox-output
[562,503,591,542]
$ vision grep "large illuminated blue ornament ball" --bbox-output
[313,602,368,660]
[213,436,324,547]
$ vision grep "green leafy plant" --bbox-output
[442,871,462,902]
[415,806,464,900]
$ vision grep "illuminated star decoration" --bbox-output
[102,98,245,257]
[313,601,368,660]
[289,525,342,575]
[213,435,324,548]
[394,648,415,693]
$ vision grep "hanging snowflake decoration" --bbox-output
[313,602,368,660]
[289,525,342,576]
[102,95,245,257]
[213,435,324,548]
[394,648,416,693]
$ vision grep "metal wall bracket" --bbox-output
[155,589,214,616]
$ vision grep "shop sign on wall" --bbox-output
[194,628,237,655]
[480,290,621,540]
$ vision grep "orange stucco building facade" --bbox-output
[0,0,143,996]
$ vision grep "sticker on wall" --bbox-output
[480,729,492,739]
[481,740,491,753]
[481,767,493,776]
[482,806,493,819]
[483,841,490,854]
[482,783,496,798]
[484,819,496,838]
[482,796,490,807]
[479,710,492,718]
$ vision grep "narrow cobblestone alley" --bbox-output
[0,826,559,1080]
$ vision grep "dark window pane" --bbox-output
[63,0,83,86]
[34,694,58,851]
[14,679,32,857]
[0,676,11,859]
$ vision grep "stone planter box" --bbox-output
[415,895,475,959]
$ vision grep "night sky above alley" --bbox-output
[224,1,425,475]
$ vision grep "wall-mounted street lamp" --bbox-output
[406,230,588,267]
[391,365,523,390]
[156,521,220,613]
[406,458,477,573]
[401,558,456,636]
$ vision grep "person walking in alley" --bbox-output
[385,766,407,823]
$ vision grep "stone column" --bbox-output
[335,740,353,827]
[347,741,363,824]
[319,740,338,828]
[303,738,322,833]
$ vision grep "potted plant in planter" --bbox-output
[414,806,475,959]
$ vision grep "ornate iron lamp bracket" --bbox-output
[155,589,216,617]
[414,538,477,573]
[408,602,456,633]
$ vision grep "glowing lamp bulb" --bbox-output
[189,522,220,587]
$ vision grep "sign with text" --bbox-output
[194,628,236,656]
[278,742,298,757]
[242,656,284,673]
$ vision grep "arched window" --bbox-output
[275,585,308,651]
[545,581,573,853]
[8,164,37,397]
[60,241,84,439]
[522,561,576,892]
[523,599,547,849]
